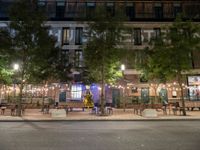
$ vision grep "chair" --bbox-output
[172,102,184,115]
[105,103,113,115]
[91,103,99,115]
[1,107,6,115]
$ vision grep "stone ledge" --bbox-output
[142,109,158,118]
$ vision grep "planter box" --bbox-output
[142,109,158,118]
[50,109,66,118]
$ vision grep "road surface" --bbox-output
[0,121,199,150]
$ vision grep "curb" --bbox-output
[1,118,200,122]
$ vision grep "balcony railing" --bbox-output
[0,1,200,21]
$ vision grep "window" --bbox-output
[75,27,83,45]
[75,50,83,67]
[61,50,69,66]
[126,3,135,21]
[153,28,161,39]
[56,0,65,18]
[106,2,115,16]
[173,3,182,17]
[154,3,163,19]
[66,1,78,18]
[133,28,142,45]
[37,0,46,7]
[71,84,82,100]
[86,2,96,18]
[62,28,70,45]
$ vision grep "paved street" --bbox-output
[0,121,200,150]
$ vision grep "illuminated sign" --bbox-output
[188,76,200,86]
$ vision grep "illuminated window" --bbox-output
[75,50,83,67]
[71,84,82,100]
[62,28,70,45]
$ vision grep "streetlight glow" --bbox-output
[13,64,19,71]
[121,64,125,71]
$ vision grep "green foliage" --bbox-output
[8,0,70,84]
[3,0,71,116]
[138,16,200,116]
[140,16,200,83]
[0,29,13,84]
[84,6,125,85]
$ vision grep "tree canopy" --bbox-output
[3,0,69,115]
[140,16,200,115]
[0,29,13,84]
[84,6,126,114]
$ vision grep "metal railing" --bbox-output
[0,1,200,21]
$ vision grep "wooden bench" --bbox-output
[133,104,147,115]
[185,101,200,111]
[66,101,85,112]
[133,104,168,115]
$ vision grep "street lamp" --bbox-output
[13,63,19,103]
[13,64,19,71]
[121,64,126,112]
[121,64,125,71]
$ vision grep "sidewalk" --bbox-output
[1,108,200,121]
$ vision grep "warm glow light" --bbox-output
[121,64,125,71]
[13,64,19,71]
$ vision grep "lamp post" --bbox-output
[121,64,126,112]
[13,63,19,103]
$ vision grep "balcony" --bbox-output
[0,1,200,22]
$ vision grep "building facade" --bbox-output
[0,0,200,103]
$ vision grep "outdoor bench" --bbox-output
[66,101,85,112]
[184,101,200,111]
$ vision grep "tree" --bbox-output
[7,0,62,116]
[145,17,200,115]
[0,29,13,100]
[84,6,125,115]
[137,46,168,105]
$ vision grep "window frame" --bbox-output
[133,28,142,45]
[62,27,70,45]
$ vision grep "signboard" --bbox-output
[188,76,200,86]
[188,76,200,100]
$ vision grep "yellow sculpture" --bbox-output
[83,90,94,108]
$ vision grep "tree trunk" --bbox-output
[100,57,105,115]
[178,74,186,116]
[17,61,25,116]
[123,87,125,112]
[100,81,105,115]
[0,84,2,103]
[30,85,33,104]
[41,87,45,112]
[42,81,48,111]
[17,83,24,116]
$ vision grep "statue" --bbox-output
[83,90,94,108]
